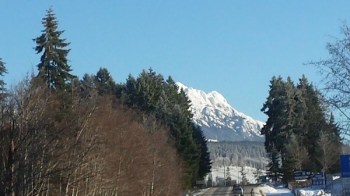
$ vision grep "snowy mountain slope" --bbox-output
[176,82,264,141]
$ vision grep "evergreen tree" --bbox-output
[262,76,315,181]
[192,125,211,180]
[94,67,117,95]
[261,76,286,153]
[261,76,296,156]
[34,8,74,90]
[0,58,7,98]
[266,146,281,181]
[297,76,327,171]
[262,76,296,181]
[118,69,211,188]
[79,73,96,98]
[323,114,341,173]
[282,134,299,182]
[262,75,342,182]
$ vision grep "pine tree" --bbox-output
[34,8,74,90]
[192,125,211,180]
[262,75,341,183]
[118,69,211,188]
[261,76,286,153]
[0,58,7,98]
[94,67,116,95]
[322,114,341,173]
[262,76,308,181]
[297,76,327,171]
[79,73,96,98]
[266,146,281,181]
[261,76,296,156]
[282,134,300,182]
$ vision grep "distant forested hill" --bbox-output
[208,141,268,169]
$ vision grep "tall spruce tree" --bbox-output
[34,8,74,90]
[262,75,341,182]
[0,58,7,96]
[262,76,310,181]
[261,76,295,154]
[79,74,96,98]
[192,124,212,181]
[325,114,341,173]
[94,67,117,95]
[297,76,328,171]
[266,146,281,181]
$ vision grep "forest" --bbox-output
[261,75,342,182]
[0,9,211,195]
[207,141,267,170]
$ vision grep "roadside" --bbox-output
[251,184,293,196]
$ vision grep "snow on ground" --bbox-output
[252,184,293,196]
[208,166,260,185]
[206,166,343,195]
[250,184,334,196]
[294,188,331,196]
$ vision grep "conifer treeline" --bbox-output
[208,141,268,169]
[261,76,341,182]
[0,8,211,195]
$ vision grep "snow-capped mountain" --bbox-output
[176,82,264,142]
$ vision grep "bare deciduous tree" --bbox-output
[310,25,350,139]
[0,77,185,195]
[317,130,340,189]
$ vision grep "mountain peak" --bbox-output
[176,82,264,142]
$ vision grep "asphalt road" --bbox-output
[200,187,234,196]
[200,184,261,196]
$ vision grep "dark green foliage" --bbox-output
[261,76,296,154]
[79,68,119,98]
[121,69,165,112]
[0,58,7,100]
[266,146,281,181]
[0,58,7,91]
[34,8,75,90]
[322,114,342,173]
[79,73,96,98]
[261,75,341,182]
[192,124,211,180]
[117,69,211,188]
[297,76,326,171]
[94,67,117,95]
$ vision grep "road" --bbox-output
[199,187,234,196]
[199,185,260,196]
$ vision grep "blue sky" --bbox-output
[1,1,350,121]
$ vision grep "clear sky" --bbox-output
[1,1,350,121]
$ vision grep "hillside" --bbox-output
[207,141,268,169]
